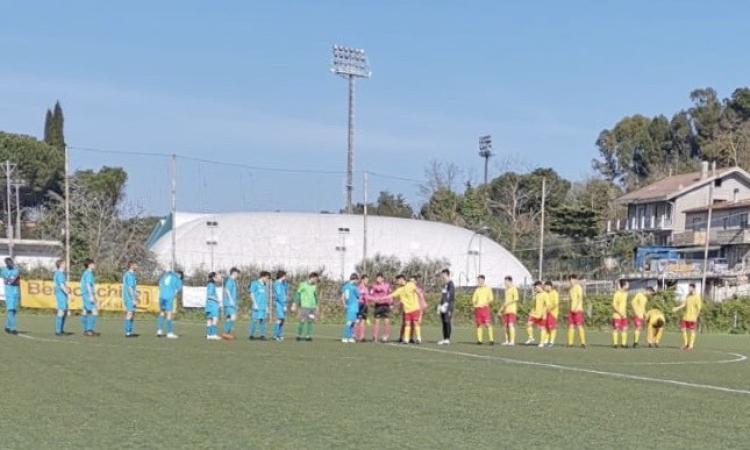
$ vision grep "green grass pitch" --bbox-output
[1,315,749,449]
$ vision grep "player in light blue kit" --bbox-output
[341,273,360,343]
[53,259,71,336]
[122,260,139,338]
[222,267,240,340]
[205,271,222,340]
[80,258,99,337]
[248,271,271,340]
[2,257,20,335]
[157,270,184,339]
[272,270,289,341]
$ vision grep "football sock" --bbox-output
[487,326,494,342]
[509,326,515,343]
[6,310,15,331]
[297,321,304,336]
[689,331,696,348]
[655,328,663,344]
[634,329,640,344]
[567,328,575,346]
[540,329,548,344]
[578,327,586,345]
[55,316,63,334]
[526,325,534,341]
[620,331,627,346]
[224,319,234,334]
[404,324,412,342]
[549,329,556,344]
[612,331,618,346]
[81,314,88,332]
[414,324,421,341]
[88,316,97,332]
[166,319,174,334]
[249,320,257,337]
[157,315,164,332]
[476,327,483,342]
[372,322,380,340]
[305,321,313,337]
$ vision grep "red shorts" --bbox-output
[404,311,421,323]
[528,316,545,327]
[474,306,491,326]
[568,311,584,327]
[502,313,517,326]
[545,314,557,331]
[631,316,644,328]
[680,320,697,330]
[612,318,628,331]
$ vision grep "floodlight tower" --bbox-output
[478,135,494,185]
[331,45,371,214]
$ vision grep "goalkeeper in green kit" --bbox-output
[294,272,319,341]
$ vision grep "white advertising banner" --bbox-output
[181,285,223,308]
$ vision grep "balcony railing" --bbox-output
[607,215,673,233]
[672,229,750,246]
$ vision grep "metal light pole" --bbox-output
[466,226,490,282]
[64,145,70,284]
[478,135,494,185]
[170,154,177,271]
[331,45,371,214]
[362,171,368,273]
[538,177,546,280]
[3,161,16,257]
[206,220,218,271]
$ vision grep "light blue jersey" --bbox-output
[80,268,96,311]
[223,277,238,309]
[1,266,20,306]
[122,270,137,312]
[273,279,288,319]
[205,281,220,319]
[53,269,68,310]
[342,281,360,322]
[158,271,183,311]
[249,280,268,311]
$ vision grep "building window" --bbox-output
[741,214,749,229]
[692,216,701,230]
[723,217,729,230]
[715,178,723,187]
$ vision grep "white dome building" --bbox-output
[147,212,531,286]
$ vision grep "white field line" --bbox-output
[390,343,750,396]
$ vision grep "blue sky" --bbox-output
[1,0,748,214]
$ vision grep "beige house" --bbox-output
[610,162,750,246]
[677,199,750,269]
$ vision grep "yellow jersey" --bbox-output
[472,286,494,308]
[631,292,647,318]
[546,289,560,318]
[645,308,665,327]
[612,290,628,319]
[569,284,584,312]
[530,291,548,319]
[683,294,702,322]
[503,286,519,314]
[391,281,420,313]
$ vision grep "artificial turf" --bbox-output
[1,314,748,449]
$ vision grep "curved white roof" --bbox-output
[149,212,531,286]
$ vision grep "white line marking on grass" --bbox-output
[391,344,750,396]
[592,351,747,366]
[16,333,80,344]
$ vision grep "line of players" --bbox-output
[1,257,702,350]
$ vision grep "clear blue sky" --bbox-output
[1,0,748,214]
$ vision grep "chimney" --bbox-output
[701,161,709,179]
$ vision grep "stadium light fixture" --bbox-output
[331,45,371,214]
[478,135,494,185]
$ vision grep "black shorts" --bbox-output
[357,303,368,320]
[373,304,391,319]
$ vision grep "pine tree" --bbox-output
[45,101,66,152]
[43,109,53,143]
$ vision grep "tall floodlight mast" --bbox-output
[478,135,494,185]
[331,45,371,213]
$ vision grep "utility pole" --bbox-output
[13,181,22,240]
[538,177,546,280]
[64,145,70,283]
[331,45,371,214]
[170,154,177,271]
[701,164,716,296]
[3,161,16,257]
[362,171,368,274]
[478,135,494,185]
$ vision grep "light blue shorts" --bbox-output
[205,302,220,319]
[159,297,174,312]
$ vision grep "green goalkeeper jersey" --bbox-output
[296,281,317,309]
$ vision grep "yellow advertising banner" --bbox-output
[21,280,162,313]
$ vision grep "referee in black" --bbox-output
[438,269,455,345]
